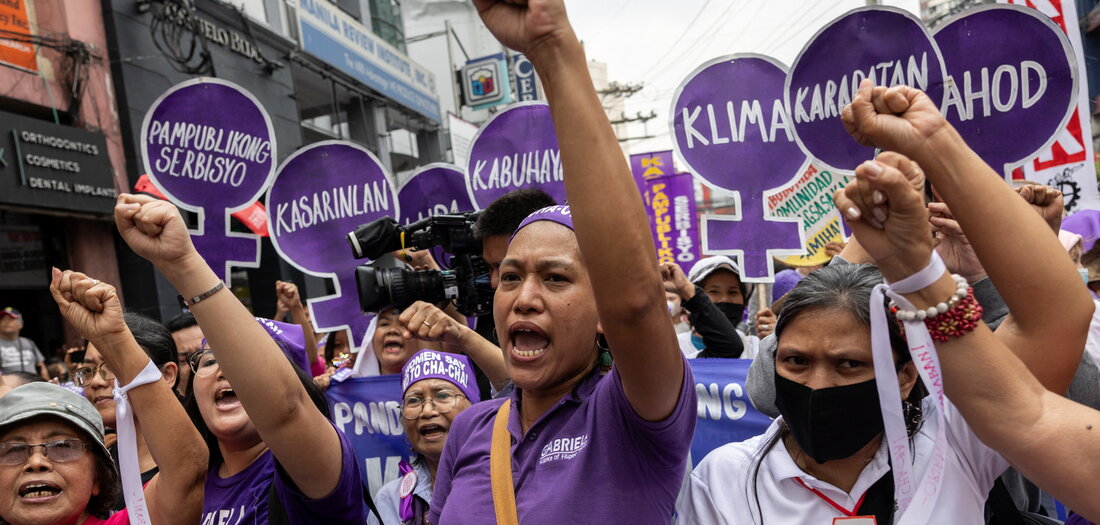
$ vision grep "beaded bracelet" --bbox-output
[889,273,984,342]
[890,274,969,322]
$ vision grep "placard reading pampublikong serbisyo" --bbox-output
[785,7,947,171]
[934,4,1076,174]
[465,101,565,209]
[266,141,398,354]
[671,54,806,282]
[398,164,475,224]
[141,78,277,283]
[645,172,701,275]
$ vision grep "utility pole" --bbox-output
[445,19,462,119]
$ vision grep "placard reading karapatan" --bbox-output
[765,162,850,267]
[141,78,276,283]
[465,102,565,209]
[398,164,474,224]
[786,7,947,171]
[935,5,1076,174]
[671,54,806,282]
[266,141,398,354]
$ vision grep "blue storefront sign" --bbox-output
[295,0,441,123]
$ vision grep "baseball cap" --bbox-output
[0,307,21,320]
[0,382,112,465]
[688,256,742,285]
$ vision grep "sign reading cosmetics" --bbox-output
[295,0,440,123]
[141,78,276,283]
[671,54,806,282]
[785,7,947,171]
[465,102,565,209]
[398,164,474,224]
[935,5,1077,175]
[267,141,398,354]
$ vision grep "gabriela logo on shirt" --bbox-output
[539,434,589,465]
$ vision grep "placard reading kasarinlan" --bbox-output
[141,78,277,283]
[267,141,398,353]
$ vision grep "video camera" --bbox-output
[346,212,493,317]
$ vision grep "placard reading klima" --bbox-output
[141,78,277,283]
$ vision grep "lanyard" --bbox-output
[795,478,868,517]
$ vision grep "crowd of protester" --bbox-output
[4,1,1100,523]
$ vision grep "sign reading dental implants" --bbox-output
[141,78,276,283]
[326,375,409,497]
[398,164,475,224]
[266,141,398,354]
[671,54,806,281]
[766,162,850,267]
[1000,0,1100,213]
[934,5,1076,174]
[645,173,701,275]
[786,7,947,171]
[466,102,565,209]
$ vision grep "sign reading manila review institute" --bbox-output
[141,78,277,284]
[295,0,441,123]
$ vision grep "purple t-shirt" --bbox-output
[200,423,366,524]
[430,359,696,524]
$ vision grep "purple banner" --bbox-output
[141,78,276,283]
[465,102,565,209]
[671,54,806,282]
[934,4,1076,174]
[645,173,701,274]
[785,7,947,171]
[398,164,475,224]
[630,150,675,195]
[266,141,398,353]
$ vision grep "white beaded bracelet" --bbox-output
[890,274,969,322]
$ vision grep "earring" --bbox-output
[596,335,612,368]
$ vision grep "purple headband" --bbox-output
[202,318,310,372]
[401,349,480,403]
[509,205,573,244]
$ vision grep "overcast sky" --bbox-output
[559,0,923,154]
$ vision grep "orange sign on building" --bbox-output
[0,0,37,72]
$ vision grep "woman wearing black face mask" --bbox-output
[666,257,748,359]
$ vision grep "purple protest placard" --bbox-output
[645,173,701,274]
[266,141,398,353]
[671,54,806,281]
[398,163,475,224]
[465,101,564,209]
[141,78,276,283]
[934,4,1076,174]
[785,7,947,171]
[631,151,675,195]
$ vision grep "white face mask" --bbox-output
[1080,268,1090,285]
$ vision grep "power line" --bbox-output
[638,0,714,79]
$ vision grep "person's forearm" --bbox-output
[911,126,1091,392]
[686,288,743,358]
[289,303,319,366]
[451,327,509,390]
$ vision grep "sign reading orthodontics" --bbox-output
[0,110,116,214]
[295,0,441,123]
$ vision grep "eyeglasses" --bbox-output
[0,439,89,465]
[72,363,115,387]
[401,390,466,420]
[188,349,220,378]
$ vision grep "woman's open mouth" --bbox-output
[510,323,550,359]
[18,481,61,503]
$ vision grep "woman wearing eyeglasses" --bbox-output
[72,313,180,512]
[369,349,479,525]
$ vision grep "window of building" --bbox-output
[369,0,406,52]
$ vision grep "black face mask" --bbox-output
[713,302,745,328]
[773,371,884,464]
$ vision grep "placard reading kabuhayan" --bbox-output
[785,7,947,172]
[266,141,399,354]
[398,163,475,225]
[671,54,807,282]
[141,78,277,283]
[465,101,565,209]
[765,161,851,268]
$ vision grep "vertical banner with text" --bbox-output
[646,173,701,274]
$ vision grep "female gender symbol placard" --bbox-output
[671,54,807,282]
[785,7,947,171]
[398,163,475,224]
[141,78,277,283]
[465,101,565,209]
[266,141,398,353]
[934,4,1076,175]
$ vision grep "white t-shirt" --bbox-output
[0,336,43,374]
[1084,299,1100,368]
[678,397,1009,524]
